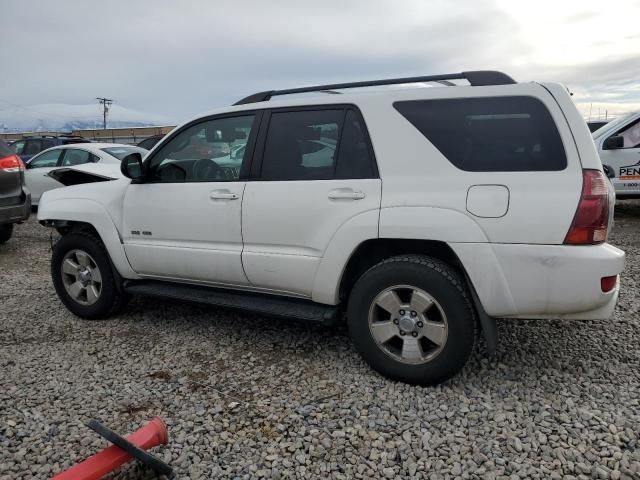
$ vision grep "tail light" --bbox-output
[0,154,25,172]
[564,169,609,245]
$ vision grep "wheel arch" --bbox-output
[311,206,489,306]
[338,238,498,355]
[37,197,139,279]
[338,238,467,303]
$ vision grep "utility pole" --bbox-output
[96,97,113,130]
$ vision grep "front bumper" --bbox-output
[0,194,31,225]
[451,242,625,320]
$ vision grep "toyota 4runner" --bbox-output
[38,71,625,385]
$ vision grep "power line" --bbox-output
[96,97,113,129]
[0,98,102,120]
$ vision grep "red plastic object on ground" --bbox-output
[51,417,169,480]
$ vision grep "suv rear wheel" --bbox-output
[0,224,13,244]
[51,231,127,319]
[347,255,476,385]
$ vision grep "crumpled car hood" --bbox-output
[48,163,123,186]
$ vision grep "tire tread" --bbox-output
[347,254,477,385]
[52,229,127,319]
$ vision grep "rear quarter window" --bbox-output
[394,96,567,172]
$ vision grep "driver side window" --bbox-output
[617,119,640,149]
[147,115,255,183]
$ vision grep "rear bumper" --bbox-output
[451,242,625,320]
[0,194,31,225]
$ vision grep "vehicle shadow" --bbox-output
[122,294,637,396]
[614,199,640,219]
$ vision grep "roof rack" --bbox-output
[234,70,515,105]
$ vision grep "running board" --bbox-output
[123,280,338,325]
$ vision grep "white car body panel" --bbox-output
[452,242,624,318]
[541,82,605,171]
[242,179,381,297]
[121,181,248,285]
[360,83,583,245]
[38,179,139,279]
[311,209,380,304]
[25,166,60,204]
[37,80,625,321]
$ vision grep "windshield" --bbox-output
[101,146,147,160]
[592,112,638,139]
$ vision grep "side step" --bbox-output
[123,280,338,325]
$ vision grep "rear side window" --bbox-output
[24,139,42,156]
[260,108,376,181]
[61,149,97,166]
[261,110,342,181]
[11,141,25,155]
[394,96,567,172]
[336,110,375,179]
[42,139,57,149]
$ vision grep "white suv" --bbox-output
[38,71,625,385]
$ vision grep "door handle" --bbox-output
[328,188,366,200]
[210,189,238,200]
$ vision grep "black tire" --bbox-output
[0,223,14,244]
[51,231,128,319]
[347,255,476,385]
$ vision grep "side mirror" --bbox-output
[603,135,624,150]
[603,164,615,179]
[120,152,144,180]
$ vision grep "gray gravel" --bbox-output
[1,203,640,480]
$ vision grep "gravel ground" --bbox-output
[1,203,639,480]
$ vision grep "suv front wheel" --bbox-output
[51,231,127,319]
[347,255,476,385]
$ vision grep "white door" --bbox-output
[599,117,640,196]
[24,149,64,205]
[122,113,258,285]
[242,108,381,297]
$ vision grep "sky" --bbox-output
[1,0,639,126]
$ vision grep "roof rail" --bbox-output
[234,70,515,105]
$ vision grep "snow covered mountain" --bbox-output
[0,103,172,132]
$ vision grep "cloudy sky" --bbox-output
[1,0,639,126]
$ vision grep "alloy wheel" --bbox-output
[368,285,448,364]
[61,249,103,306]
